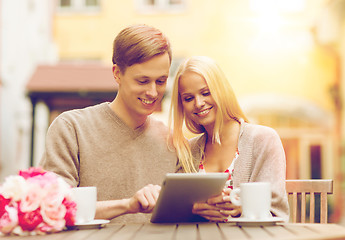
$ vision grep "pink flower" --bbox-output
[37,222,54,233]
[1,176,27,201]
[0,167,77,235]
[43,183,65,208]
[40,203,66,232]
[26,172,57,190]
[63,198,76,226]
[40,188,66,228]
[18,206,43,232]
[0,195,11,217]
[19,167,46,180]
[20,183,44,213]
[0,206,18,234]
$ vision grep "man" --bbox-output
[39,24,177,223]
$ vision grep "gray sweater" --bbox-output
[189,120,290,222]
[40,102,177,223]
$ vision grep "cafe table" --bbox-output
[2,222,345,240]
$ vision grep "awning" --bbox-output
[26,63,118,110]
[27,63,117,92]
[26,63,118,166]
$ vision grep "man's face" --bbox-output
[114,53,170,119]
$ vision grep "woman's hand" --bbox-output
[192,188,242,222]
[216,188,242,218]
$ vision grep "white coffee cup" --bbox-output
[71,186,97,224]
[229,182,271,220]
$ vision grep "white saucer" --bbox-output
[227,217,284,226]
[69,219,110,230]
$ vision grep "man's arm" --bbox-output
[39,115,80,186]
[95,184,161,220]
[41,113,162,221]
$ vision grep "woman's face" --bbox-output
[178,71,217,129]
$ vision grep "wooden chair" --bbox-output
[285,179,333,223]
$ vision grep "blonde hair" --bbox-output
[169,56,248,173]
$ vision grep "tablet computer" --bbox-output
[150,172,228,223]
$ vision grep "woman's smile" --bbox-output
[194,106,213,117]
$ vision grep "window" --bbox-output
[310,145,322,179]
[58,0,100,13]
[60,0,72,7]
[85,0,99,6]
[136,0,186,13]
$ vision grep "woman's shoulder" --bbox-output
[188,134,205,147]
[188,134,206,163]
[242,121,280,139]
[239,121,285,162]
[240,121,282,148]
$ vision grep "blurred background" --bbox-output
[1,0,345,223]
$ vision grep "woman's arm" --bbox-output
[250,126,289,221]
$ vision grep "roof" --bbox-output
[26,63,118,93]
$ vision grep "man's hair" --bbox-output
[112,24,172,73]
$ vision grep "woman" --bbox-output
[169,56,289,222]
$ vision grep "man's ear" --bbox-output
[112,64,121,84]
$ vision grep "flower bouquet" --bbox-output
[0,167,76,235]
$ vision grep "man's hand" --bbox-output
[127,184,161,214]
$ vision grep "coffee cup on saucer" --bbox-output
[230,182,271,220]
[71,186,97,224]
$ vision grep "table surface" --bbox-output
[2,222,345,240]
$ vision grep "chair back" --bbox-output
[286,179,333,223]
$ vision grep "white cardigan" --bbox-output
[188,120,290,222]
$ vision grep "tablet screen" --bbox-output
[150,173,228,223]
